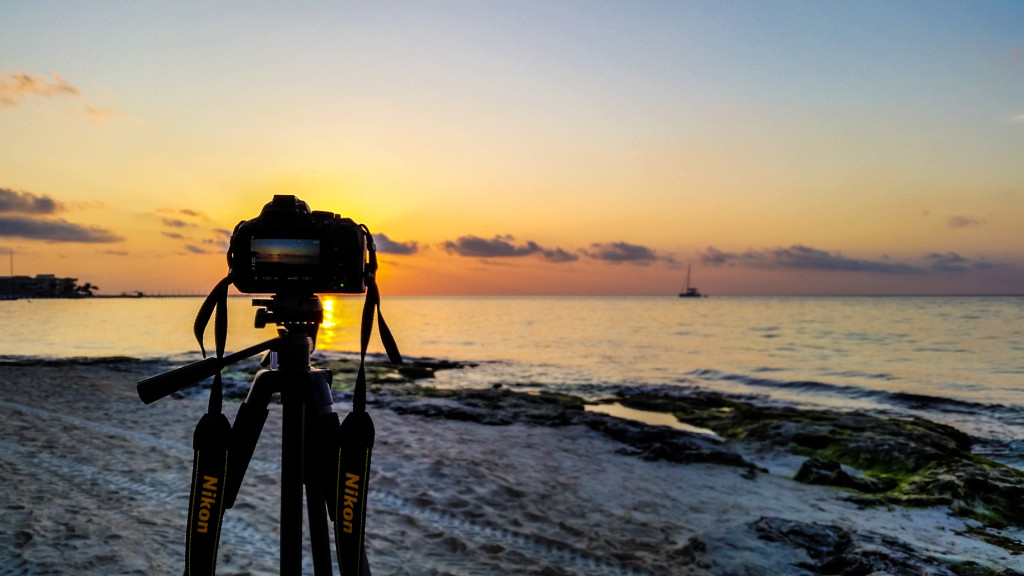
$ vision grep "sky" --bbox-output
[1,1,1022,296]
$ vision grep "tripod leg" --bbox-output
[225,401,269,508]
[224,372,273,509]
[306,476,334,575]
[280,380,306,576]
[306,369,339,575]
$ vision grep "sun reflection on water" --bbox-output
[316,296,361,350]
[322,298,337,329]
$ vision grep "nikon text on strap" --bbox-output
[333,230,402,575]
[184,276,233,576]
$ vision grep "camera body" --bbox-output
[228,195,367,295]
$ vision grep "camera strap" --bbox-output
[184,276,233,576]
[333,230,402,576]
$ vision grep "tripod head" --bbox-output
[254,294,322,334]
[254,294,325,372]
[136,292,327,405]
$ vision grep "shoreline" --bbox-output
[1,358,1022,574]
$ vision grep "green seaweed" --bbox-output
[614,391,1024,531]
[955,526,1024,556]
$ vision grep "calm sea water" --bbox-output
[1,295,1022,463]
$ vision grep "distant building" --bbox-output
[2,274,81,298]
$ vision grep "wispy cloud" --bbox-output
[204,229,231,252]
[1,71,121,123]
[85,105,121,125]
[0,216,122,243]
[701,245,923,274]
[154,208,229,253]
[158,207,207,219]
[0,188,63,214]
[374,233,419,255]
[0,72,80,107]
[947,215,982,228]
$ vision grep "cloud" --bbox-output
[444,235,542,258]
[85,105,121,125]
[925,252,999,273]
[0,72,80,107]
[1,71,122,124]
[442,235,662,265]
[202,237,229,251]
[202,229,232,252]
[156,208,230,252]
[581,242,666,265]
[158,207,207,219]
[701,245,923,274]
[0,188,63,214]
[374,233,419,255]
[542,247,579,263]
[703,245,1011,278]
[947,215,982,228]
[0,216,122,243]
[925,252,969,272]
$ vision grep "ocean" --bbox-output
[1,295,1022,466]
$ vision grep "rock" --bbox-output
[375,386,763,473]
[614,388,1024,530]
[377,388,584,427]
[752,516,1023,576]
[378,383,1024,530]
[576,411,761,473]
[398,365,435,379]
[794,457,896,494]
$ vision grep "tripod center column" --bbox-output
[278,333,314,574]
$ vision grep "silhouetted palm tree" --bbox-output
[74,282,97,297]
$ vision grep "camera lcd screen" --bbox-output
[251,238,321,266]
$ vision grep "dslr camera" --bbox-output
[228,195,367,295]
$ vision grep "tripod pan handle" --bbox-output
[137,357,222,404]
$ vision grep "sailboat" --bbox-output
[678,265,703,298]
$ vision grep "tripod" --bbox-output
[139,295,373,576]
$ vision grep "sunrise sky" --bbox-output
[2,2,1022,295]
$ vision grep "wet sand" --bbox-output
[1,360,1019,575]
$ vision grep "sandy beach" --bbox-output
[1,359,1021,575]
